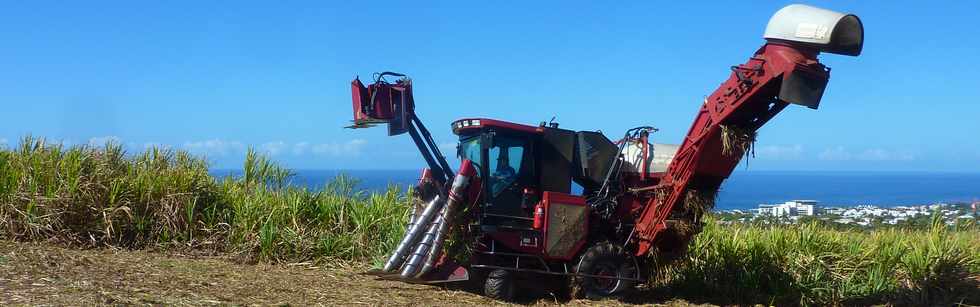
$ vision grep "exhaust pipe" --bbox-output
[383,195,444,272]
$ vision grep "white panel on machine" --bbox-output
[620,141,679,174]
[763,4,863,56]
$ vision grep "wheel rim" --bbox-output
[592,263,620,293]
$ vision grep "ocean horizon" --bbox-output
[210,169,980,211]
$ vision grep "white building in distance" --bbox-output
[756,200,819,217]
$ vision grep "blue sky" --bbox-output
[1,1,978,171]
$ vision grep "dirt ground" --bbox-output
[0,241,709,306]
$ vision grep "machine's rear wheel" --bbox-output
[571,242,637,299]
[484,269,516,301]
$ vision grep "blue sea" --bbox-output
[211,169,980,211]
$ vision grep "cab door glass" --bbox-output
[457,136,482,176]
[487,137,525,197]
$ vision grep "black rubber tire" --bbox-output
[484,269,516,301]
[571,242,638,299]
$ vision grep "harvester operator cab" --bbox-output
[454,125,535,227]
[451,118,620,230]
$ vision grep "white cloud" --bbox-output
[142,142,170,150]
[311,139,368,156]
[756,144,803,160]
[818,146,916,161]
[818,146,851,161]
[818,146,852,161]
[857,148,888,161]
[292,142,310,156]
[260,141,287,156]
[857,148,916,161]
[183,139,245,156]
[130,139,373,158]
[88,136,121,147]
[0,138,7,147]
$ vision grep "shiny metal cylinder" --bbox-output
[406,200,423,228]
[382,195,443,272]
[415,173,470,277]
[400,211,444,278]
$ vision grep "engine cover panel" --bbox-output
[542,192,589,260]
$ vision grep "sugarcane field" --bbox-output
[2,2,980,306]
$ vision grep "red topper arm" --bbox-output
[633,42,849,256]
[632,4,863,256]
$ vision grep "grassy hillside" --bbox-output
[0,136,409,263]
[1,136,977,305]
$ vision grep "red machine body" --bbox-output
[350,72,415,136]
[354,4,863,301]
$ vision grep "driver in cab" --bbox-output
[491,149,517,194]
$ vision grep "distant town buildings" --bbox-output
[720,200,978,227]
[755,200,818,217]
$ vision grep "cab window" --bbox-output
[487,136,525,197]
[457,136,482,176]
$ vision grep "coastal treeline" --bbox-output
[0,136,977,305]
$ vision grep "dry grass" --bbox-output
[0,240,495,306]
[682,188,717,220]
[719,124,756,158]
[0,240,707,306]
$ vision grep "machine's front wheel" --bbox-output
[572,242,637,299]
[484,269,516,301]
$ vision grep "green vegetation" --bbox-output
[653,216,979,305]
[1,136,977,305]
[0,136,409,263]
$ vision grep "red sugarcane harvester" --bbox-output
[351,4,863,301]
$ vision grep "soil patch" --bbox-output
[0,241,705,306]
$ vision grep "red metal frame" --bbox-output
[349,76,415,135]
[631,43,830,256]
[452,117,543,135]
